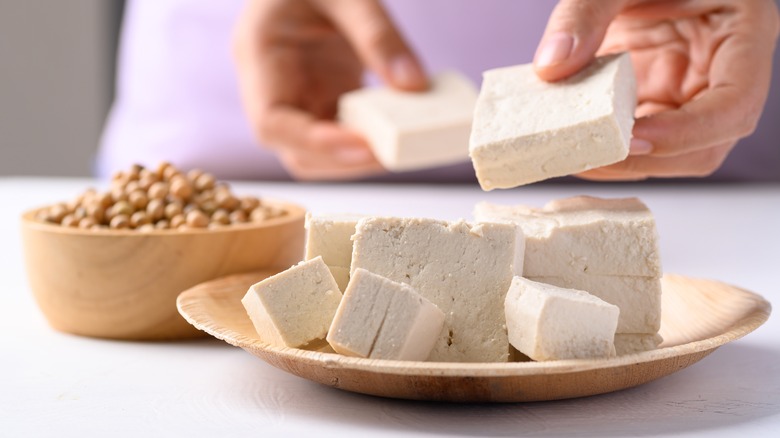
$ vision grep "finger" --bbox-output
[280,156,385,181]
[534,0,632,81]
[257,105,378,161]
[312,0,428,90]
[261,107,386,181]
[577,141,736,180]
[279,147,385,181]
[575,168,647,181]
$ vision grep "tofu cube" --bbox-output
[305,212,365,291]
[505,277,619,361]
[351,217,524,363]
[469,53,636,190]
[327,268,445,361]
[338,72,477,172]
[474,196,662,277]
[241,257,343,348]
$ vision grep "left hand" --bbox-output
[232,0,427,181]
[534,0,780,180]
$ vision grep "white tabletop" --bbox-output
[1,177,778,437]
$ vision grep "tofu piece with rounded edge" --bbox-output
[505,277,619,361]
[338,72,477,172]
[528,275,661,333]
[614,333,663,355]
[469,53,636,190]
[327,268,445,361]
[241,256,343,348]
[304,213,365,291]
[351,217,524,363]
[474,196,661,277]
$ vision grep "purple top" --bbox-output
[97,0,779,182]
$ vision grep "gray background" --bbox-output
[0,0,122,177]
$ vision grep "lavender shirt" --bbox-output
[97,0,779,182]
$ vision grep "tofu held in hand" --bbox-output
[338,72,477,172]
[470,53,637,190]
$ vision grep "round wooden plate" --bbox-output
[177,272,770,402]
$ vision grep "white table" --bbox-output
[2,177,778,437]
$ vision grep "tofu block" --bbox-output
[338,72,477,172]
[505,277,619,361]
[528,275,661,333]
[327,269,445,361]
[304,213,365,291]
[474,196,661,277]
[614,333,663,355]
[351,217,524,362]
[469,53,636,190]
[241,257,343,348]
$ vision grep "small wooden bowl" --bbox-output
[21,200,306,340]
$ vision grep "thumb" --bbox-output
[314,0,428,91]
[534,0,630,82]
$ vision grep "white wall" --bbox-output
[0,0,121,177]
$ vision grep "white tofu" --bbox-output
[338,72,477,172]
[327,269,445,361]
[351,217,524,362]
[241,257,343,348]
[528,275,661,334]
[474,196,661,277]
[505,277,619,361]
[469,53,636,190]
[304,213,365,291]
[614,333,663,355]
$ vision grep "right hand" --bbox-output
[232,0,428,180]
[533,0,780,181]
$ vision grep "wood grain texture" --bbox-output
[21,200,306,340]
[177,273,771,402]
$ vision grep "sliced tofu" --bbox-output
[241,257,342,348]
[338,72,477,172]
[327,268,445,361]
[469,53,636,190]
[351,217,524,362]
[505,277,619,361]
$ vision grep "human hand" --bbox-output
[233,0,427,180]
[534,0,780,180]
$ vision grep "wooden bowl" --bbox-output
[177,273,770,402]
[21,200,306,340]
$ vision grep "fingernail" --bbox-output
[334,147,374,164]
[390,55,427,90]
[535,32,575,68]
[629,138,653,155]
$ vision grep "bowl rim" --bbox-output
[20,197,307,236]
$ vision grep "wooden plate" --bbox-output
[177,272,770,402]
